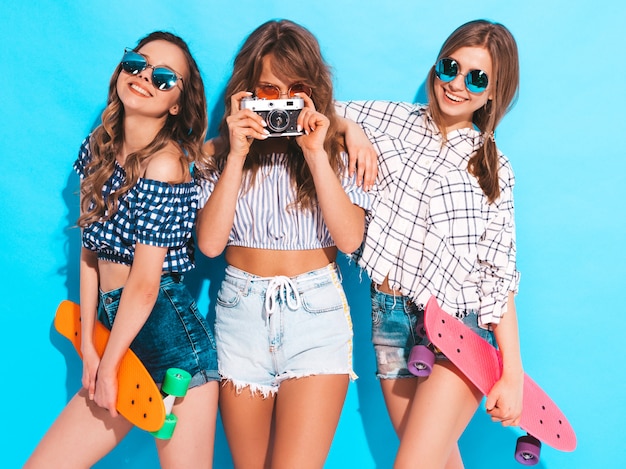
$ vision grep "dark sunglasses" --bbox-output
[120,49,183,91]
[435,58,489,94]
[255,82,312,100]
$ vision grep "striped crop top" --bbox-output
[196,152,371,250]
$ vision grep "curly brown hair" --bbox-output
[78,31,208,227]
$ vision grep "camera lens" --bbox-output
[267,109,290,132]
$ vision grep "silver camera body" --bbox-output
[240,97,304,137]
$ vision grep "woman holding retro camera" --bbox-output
[195,19,371,469]
[25,32,219,469]
[337,20,524,468]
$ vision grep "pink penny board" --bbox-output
[423,296,576,452]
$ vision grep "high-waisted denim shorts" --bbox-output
[98,273,219,388]
[215,263,356,397]
[370,284,495,379]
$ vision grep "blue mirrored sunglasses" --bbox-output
[120,49,183,91]
[435,58,488,94]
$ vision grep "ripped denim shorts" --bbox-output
[215,264,356,397]
[370,284,495,379]
[98,273,219,388]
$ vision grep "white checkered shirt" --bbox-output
[337,100,520,326]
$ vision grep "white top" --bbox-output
[336,100,519,326]
[197,151,371,251]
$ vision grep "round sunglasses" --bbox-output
[435,58,489,94]
[255,82,312,100]
[120,49,183,91]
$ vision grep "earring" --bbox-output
[485,130,495,143]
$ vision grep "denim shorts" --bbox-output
[370,284,495,379]
[98,273,219,388]
[215,263,356,397]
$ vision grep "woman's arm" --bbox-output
[92,149,180,416]
[196,91,268,258]
[307,148,366,253]
[79,246,100,400]
[485,291,524,427]
[477,170,523,426]
[94,242,167,416]
[336,116,378,191]
[298,99,366,253]
[429,166,523,425]
[195,152,246,258]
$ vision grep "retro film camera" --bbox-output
[240,97,304,137]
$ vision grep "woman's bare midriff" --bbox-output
[98,246,338,290]
[226,246,338,277]
[97,261,131,292]
[376,276,402,296]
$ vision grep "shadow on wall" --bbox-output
[53,169,83,402]
[338,255,399,468]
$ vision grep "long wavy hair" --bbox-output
[203,19,343,210]
[78,31,208,227]
[427,20,519,203]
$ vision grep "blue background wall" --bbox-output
[3,1,624,467]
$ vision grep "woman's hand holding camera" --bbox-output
[295,93,330,164]
[227,91,269,162]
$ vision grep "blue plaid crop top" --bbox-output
[74,137,199,272]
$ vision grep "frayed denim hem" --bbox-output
[221,369,357,398]
[277,369,358,384]
[221,377,278,399]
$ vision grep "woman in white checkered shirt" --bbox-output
[338,19,524,468]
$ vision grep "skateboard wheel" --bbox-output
[151,413,178,440]
[162,368,192,397]
[407,345,435,377]
[515,434,541,465]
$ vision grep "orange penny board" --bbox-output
[423,296,576,452]
[54,300,166,432]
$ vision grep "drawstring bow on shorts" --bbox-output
[264,276,302,324]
